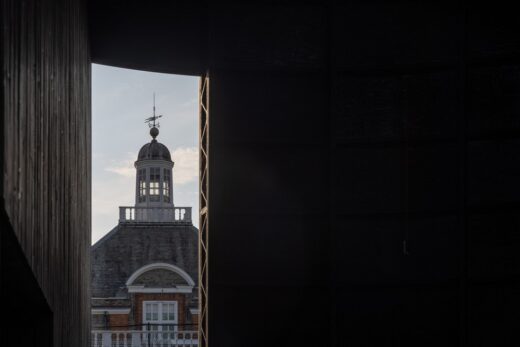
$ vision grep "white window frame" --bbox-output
[142,301,178,332]
[163,168,171,202]
[138,168,147,202]
[149,167,161,201]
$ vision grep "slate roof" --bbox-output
[91,223,198,298]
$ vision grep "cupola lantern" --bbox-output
[134,96,174,207]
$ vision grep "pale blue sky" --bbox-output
[92,64,199,244]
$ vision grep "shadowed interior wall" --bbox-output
[1,0,91,346]
[94,2,520,346]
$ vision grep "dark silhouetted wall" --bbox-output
[1,0,91,346]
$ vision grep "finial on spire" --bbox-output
[144,92,163,140]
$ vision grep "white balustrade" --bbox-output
[91,330,199,347]
[119,207,192,224]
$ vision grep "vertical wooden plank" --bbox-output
[1,0,91,346]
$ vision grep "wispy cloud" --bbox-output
[172,147,198,185]
[104,152,137,178]
[105,165,135,177]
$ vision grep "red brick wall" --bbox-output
[191,313,199,327]
[133,293,187,326]
[109,314,129,329]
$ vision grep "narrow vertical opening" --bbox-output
[91,64,202,346]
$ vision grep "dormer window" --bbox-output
[149,167,160,201]
[163,169,171,202]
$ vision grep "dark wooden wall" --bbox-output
[1,0,91,346]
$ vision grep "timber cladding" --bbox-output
[1,0,91,346]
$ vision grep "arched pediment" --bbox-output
[126,263,195,287]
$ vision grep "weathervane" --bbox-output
[144,93,163,140]
[144,93,163,128]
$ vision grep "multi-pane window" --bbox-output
[149,167,160,202]
[138,169,147,202]
[162,302,176,321]
[145,302,159,322]
[143,301,178,339]
[163,169,171,202]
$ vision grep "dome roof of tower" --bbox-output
[137,140,172,162]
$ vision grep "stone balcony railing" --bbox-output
[119,206,192,225]
[92,330,198,347]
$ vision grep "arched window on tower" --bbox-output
[150,167,160,201]
[163,169,171,202]
[138,169,147,202]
